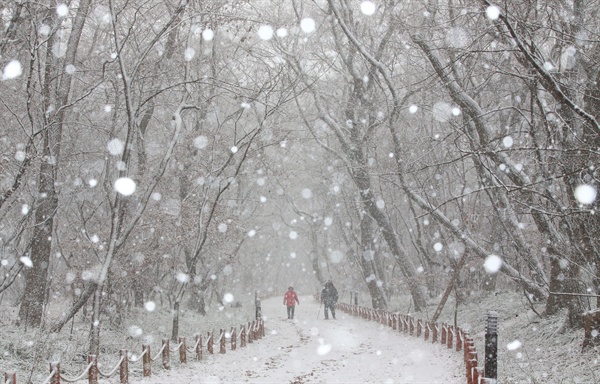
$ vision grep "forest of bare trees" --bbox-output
[1,0,599,360]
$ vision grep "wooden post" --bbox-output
[50,362,60,384]
[409,316,414,335]
[231,327,237,350]
[424,322,430,341]
[432,323,438,343]
[447,325,453,349]
[441,323,447,345]
[208,332,214,354]
[220,329,226,354]
[417,319,422,337]
[4,372,16,384]
[485,311,498,381]
[241,324,247,347]
[456,328,463,352]
[162,339,171,369]
[179,337,187,363]
[119,349,128,384]
[88,355,98,384]
[195,334,202,360]
[142,345,151,377]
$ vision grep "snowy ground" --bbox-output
[123,296,464,384]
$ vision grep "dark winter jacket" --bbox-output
[321,282,338,306]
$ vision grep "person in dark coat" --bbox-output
[283,286,300,319]
[321,280,338,319]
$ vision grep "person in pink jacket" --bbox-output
[283,286,300,319]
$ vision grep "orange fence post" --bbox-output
[231,327,237,350]
[162,339,171,369]
[220,329,226,354]
[241,324,247,347]
[142,345,151,377]
[88,355,98,384]
[195,334,202,360]
[119,349,128,384]
[5,372,16,384]
[441,323,447,345]
[208,332,214,354]
[179,337,187,363]
[49,362,60,384]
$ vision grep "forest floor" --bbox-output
[0,289,598,383]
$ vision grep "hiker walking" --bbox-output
[283,286,300,319]
[321,281,338,319]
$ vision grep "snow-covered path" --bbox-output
[135,296,464,384]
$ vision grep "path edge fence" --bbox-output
[336,302,497,384]
[3,319,265,384]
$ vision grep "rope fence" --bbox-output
[4,319,265,384]
[337,302,495,384]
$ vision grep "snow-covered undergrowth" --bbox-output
[0,300,255,383]
[388,290,599,384]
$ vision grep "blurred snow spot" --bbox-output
[574,184,597,205]
[289,231,298,240]
[104,105,112,112]
[360,1,376,15]
[433,242,443,252]
[329,250,344,264]
[114,177,136,196]
[507,340,522,350]
[409,105,418,114]
[484,254,502,274]
[3,60,22,80]
[128,326,143,338]
[21,204,29,215]
[151,192,162,201]
[202,29,214,41]
[301,18,316,33]
[107,138,124,155]
[248,229,256,237]
[56,4,69,17]
[184,47,196,61]
[324,217,333,226]
[15,150,26,161]
[503,136,514,148]
[194,135,209,149]
[277,28,288,38]
[417,265,424,273]
[258,25,273,40]
[90,234,99,243]
[317,339,332,355]
[260,196,267,203]
[176,272,189,283]
[301,188,312,199]
[231,146,238,153]
[218,223,228,233]
[223,293,234,303]
[376,199,385,209]
[485,5,500,20]
[144,301,156,312]
[20,256,33,268]
[65,64,76,74]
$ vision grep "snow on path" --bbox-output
[134,296,464,384]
